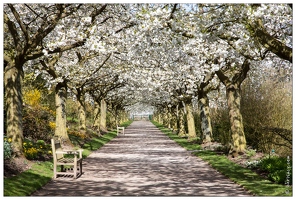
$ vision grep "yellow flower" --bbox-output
[8,138,12,142]
[49,121,56,130]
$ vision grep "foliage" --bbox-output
[68,130,88,139]
[22,105,55,143]
[241,74,292,156]
[246,149,257,158]
[4,3,292,161]
[211,108,231,145]
[4,137,13,160]
[23,139,52,160]
[22,89,55,143]
[258,156,292,185]
[23,89,42,107]
[193,112,201,139]
[66,99,79,123]
[245,160,262,169]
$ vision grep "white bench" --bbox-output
[117,125,125,135]
[51,137,83,179]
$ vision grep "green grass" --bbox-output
[151,121,292,197]
[4,161,53,196]
[4,120,133,196]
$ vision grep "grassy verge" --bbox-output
[151,121,292,197]
[4,120,133,196]
[4,161,54,196]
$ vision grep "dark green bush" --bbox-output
[259,156,292,185]
[23,138,52,161]
[3,137,13,160]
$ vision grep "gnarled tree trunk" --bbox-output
[100,99,107,132]
[178,108,186,137]
[77,99,86,131]
[167,108,172,129]
[54,81,73,149]
[55,82,70,143]
[4,63,24,156]
[226,84,247,155]
[93,101,101,135]
[216,60,250,156]
[185,101,197,141]
[158,113,163,124]
[198,93,213,143]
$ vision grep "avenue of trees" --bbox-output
[3,3,292,158]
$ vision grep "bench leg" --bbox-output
[53,163,57,179]
[74,162,77,179]
[79,161,83,176]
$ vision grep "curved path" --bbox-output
[32,121,252,196]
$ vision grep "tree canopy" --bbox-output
[3,3,292,156]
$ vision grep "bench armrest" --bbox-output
[56,149,83,158]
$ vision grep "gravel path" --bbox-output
[32,121,252,196]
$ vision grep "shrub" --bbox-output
[22,106,54,143]
[4,137,13,160]
[23,89,41,107]
[258,156,292,184]
[246,149,257,158]
[23,89,55,143]
[68,130,87,139]
[24,147,39,160]
[23,139,52,160]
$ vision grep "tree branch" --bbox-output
[233,59,250,85]
[249,18,292,63]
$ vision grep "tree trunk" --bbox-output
[111,111,117,129]
[198,93,213,143]
[77,99,86,131]
[55,82,69,142]
[185,102,197,141]
[215,60,250,156]
[167,109,172,129]
[100,99,107,132]
[227,84,246,155]
[172,107,178,132]
[163,111,168,126]
[4,64,24,156]
[178,109,186,137]
[158,113,163,124]
[93,101,101,135]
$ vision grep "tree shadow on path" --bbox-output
[32,121,252,196]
